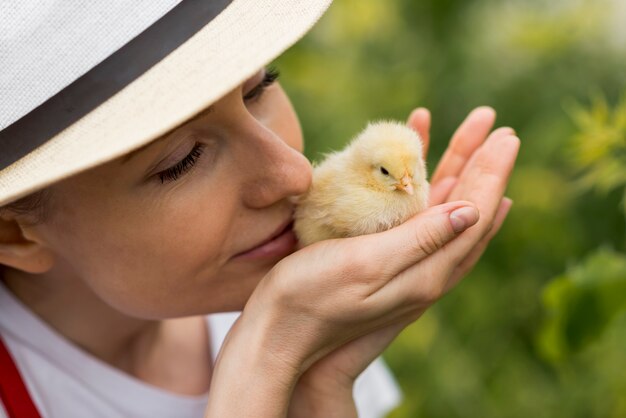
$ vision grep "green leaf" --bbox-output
[538,248,626,362]
[567,92,626,199]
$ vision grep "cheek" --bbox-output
[50,181,238,318]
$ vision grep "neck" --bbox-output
[1,263,212,396]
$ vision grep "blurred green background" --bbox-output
[275,0,626,416]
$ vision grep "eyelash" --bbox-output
[157,68,279,184]
[243,66,280,101]
[158,143,205,183]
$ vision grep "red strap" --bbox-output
[0,335,42,418]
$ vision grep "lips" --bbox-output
[249,218,293,251]
[231,217,298,260]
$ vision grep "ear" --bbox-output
[0,213,55,274]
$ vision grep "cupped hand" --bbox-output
[207,200,480,418]
[205,107,519,418]
[287,107,518,417]
[408,106,515,285]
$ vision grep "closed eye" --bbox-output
[243,67,280,102]
[157,142,205,183]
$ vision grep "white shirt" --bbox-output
[0,282,401,417]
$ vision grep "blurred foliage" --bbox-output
[275,0,626,416]
[539,248,626,361]
[567,93,626,209]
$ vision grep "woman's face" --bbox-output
[33,67,312,318]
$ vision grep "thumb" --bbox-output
[354,201,479,277]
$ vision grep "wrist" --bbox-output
[288,374,356,418]
[204,316,302,418]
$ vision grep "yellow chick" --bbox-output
[294,120,430,247]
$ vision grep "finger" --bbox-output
[432,106,501,184]
[444,198,513,292]
[448,134,519,230]
[407,107,431,158]
[428,176,457,206]
[405,134,518,282]
[350,201,480,281]
[367,135,518,309]
[377,196,509,309]
[449,126,516,186]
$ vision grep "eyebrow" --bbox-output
[121,104,215,164]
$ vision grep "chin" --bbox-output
[101,281,257,321]
[111,261,282,319]
[183,267,272,317]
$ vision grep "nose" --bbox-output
[236,122,312,209]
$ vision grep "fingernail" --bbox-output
[449,206,479,233]
[474,106,496,117]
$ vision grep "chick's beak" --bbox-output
[395,172,414,195]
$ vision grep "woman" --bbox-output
[0,1,519,417]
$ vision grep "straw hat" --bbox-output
[0,0,333,207]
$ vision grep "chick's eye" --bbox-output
[380,167,389,176]
[244,66,280,102]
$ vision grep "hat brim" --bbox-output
[0,0,332,206]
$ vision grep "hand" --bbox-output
[205,108,519,418]
[207,201,482,418]
[408,106,515,287]
[285,107,517,417]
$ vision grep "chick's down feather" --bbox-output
[294,121,430,247]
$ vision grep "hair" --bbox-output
[0,188,54,227]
